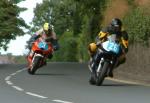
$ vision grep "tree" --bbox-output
[32,0,107,62]
[0,0,29,51]
[11,0,25,4]
[32,0,75,35]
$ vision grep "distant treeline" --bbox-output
[0,0,150,62]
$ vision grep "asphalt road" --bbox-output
[0,63,150,103]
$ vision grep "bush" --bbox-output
[51,31,78,62]
[123,7,150,46]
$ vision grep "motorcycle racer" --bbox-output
[27,22,59,59]
[88,18,129,77]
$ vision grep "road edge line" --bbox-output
[106,77,150,87]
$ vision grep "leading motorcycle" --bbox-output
[88,35,122,86]
[27,38,54,75]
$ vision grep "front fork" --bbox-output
[33,53,45,67]
[95,57,114,77]
[27,50,34,68]
[90,52,102,73]
[96,58,104,75]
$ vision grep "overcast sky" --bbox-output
[1,0,42,55]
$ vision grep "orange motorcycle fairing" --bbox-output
[27,39,53,69]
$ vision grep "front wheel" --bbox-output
[89,72,96,85]
[96,61,109,86]
[28,56,42,75]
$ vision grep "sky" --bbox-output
[1,0,43,55]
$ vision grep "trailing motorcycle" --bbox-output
[27,38,53,75]
[88,35,122,86]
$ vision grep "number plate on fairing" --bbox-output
[38,41,48,50]
[102,41,120,54]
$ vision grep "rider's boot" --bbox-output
[108,60,116,78]
[48,54,53,59]
[108,69,114,78]
[43,59,47,66]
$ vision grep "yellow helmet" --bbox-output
[89,43,97,53]
[43,23,49,31]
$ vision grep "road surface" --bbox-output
[0,63,150,103]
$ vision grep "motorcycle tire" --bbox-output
[28,56,42,75]
[89,72,96,85]
[96,61,109,86]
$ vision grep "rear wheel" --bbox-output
[96,61,109,86]
[28,56,42,75]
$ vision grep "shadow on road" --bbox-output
[35,73,70,76]
[101,83,139,87]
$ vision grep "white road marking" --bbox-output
[4,68,48,99]
[53,100,73,103]
[5,76,11,81]
[6,81,13,85]
[16,69,24,73]
[26,92,48,99]
[11,73,17,76]
[12,86,24,91]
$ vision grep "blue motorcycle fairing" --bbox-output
[102,40,121,54]
[38,41,49,50]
